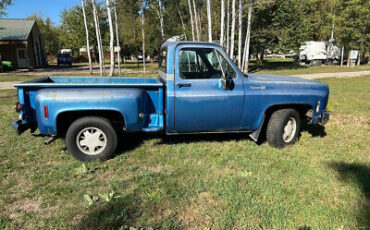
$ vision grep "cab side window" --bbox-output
[179,48,236,80]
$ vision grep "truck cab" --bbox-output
[13,42,329,162]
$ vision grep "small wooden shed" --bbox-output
[0,18,46,69]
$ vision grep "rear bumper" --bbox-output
[12,120,36,135]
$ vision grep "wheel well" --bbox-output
[264,104,312,122]
[56,110,125,137]
[253,104,312,143]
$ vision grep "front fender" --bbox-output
[35,88,147,135]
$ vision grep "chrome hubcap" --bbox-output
[283,117,297,143]
[76,127,107,155]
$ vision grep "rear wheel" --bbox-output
[65,116,118,161]
[266,109,301,148]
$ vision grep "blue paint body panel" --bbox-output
[13,42,329,138]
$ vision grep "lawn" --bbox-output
[0,61,369,83]
[0,76,369,229]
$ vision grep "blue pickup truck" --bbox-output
[13,42,329,161]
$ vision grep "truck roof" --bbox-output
[161,41,222,50]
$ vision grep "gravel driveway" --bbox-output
[1,70,369,90]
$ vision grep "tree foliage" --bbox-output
[0,0,11,16]
[28,0,369,59]
[59,1,108,56]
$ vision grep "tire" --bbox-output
[266,109,301,148]
[65,116,118,162]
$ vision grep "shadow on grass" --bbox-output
[77,194,140,229]
[301,123,327,137]
[114,123,327,157]
[156,133,252,145]
[329,162,370,229]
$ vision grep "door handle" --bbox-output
[176,83,192,88]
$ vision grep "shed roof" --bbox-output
[0,19,36,41]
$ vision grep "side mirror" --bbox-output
[221,74,235,90]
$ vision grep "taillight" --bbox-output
[14,102,22,113]
[44,105,49,119]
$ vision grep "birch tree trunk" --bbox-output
[206,0,212,42]
[237,0,242,68]
[226,0,230,53]
[220,0,225,47]
[80,0,93,74]
[176,2,187,40]
[141,1,146,74]
[91,0,104,76]
[187,0,195,41]
[230,0,236,59]
[113,0,121,75]
[158,0,165,41]
[106,0,115,76]
[192,0,200,41]
[242,0,253,73]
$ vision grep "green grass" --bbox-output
[0,76,369,229]
[1,60,369,82]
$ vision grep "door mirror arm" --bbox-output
[221,71,235,90]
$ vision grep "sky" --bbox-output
[4,0,78,25]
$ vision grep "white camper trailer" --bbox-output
[299,40,341,65]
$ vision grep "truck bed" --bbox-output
[14,76,164,135]
[14,76,163,88]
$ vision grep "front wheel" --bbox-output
[266,109,301,148]
[65,116,118,162]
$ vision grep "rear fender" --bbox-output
[35,88,147,135]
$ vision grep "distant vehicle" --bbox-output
[299,40,340,65]
[57,54,72,66]
[13,42,329,162]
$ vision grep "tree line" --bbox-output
[5,0,369,75]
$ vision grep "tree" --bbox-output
[220,0,225,47]
[335,0,370,58]
[242,0,252,73]
[237,0,242,68]
[91,0,105,76]
[158,0,165,41]
[60,2,108,60]
[112,0,122,75]
[80,0,93,74]
[28,14,62,56]
[226,0,230,53]
[206,0,212,42]
[187,0,196,41]
[141,0,146,74]
[230,0,236,59]
[193,0,201,41]
[0,0,11,16]
[176,0,187,39]
[106,0,115,76]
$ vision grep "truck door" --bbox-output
[174,45,245,132]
